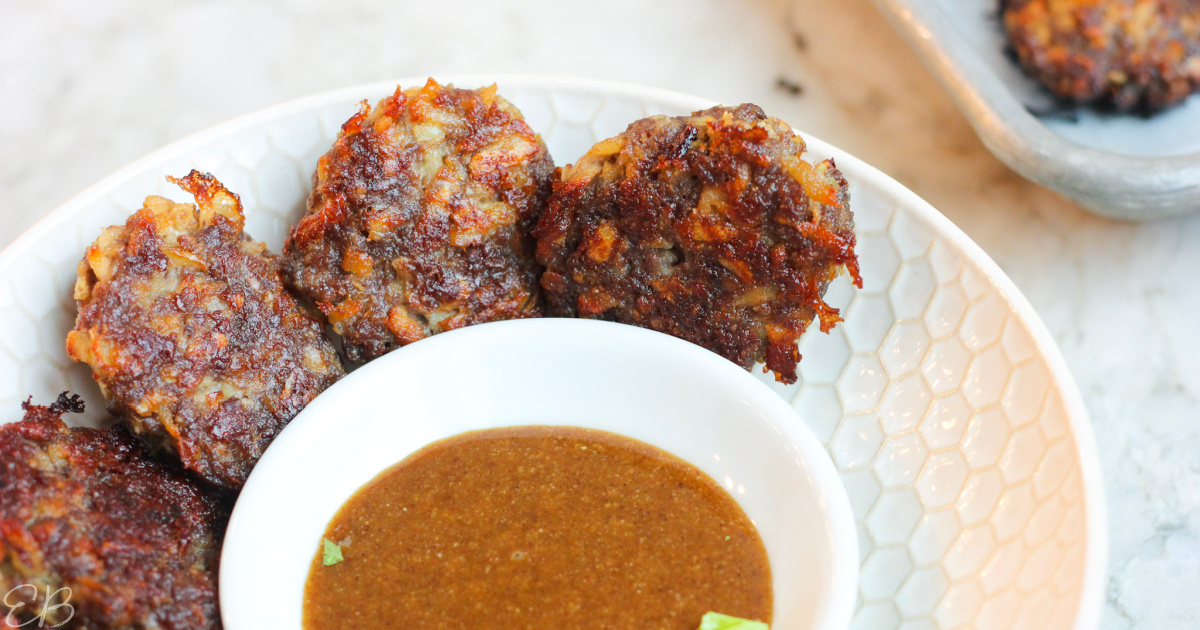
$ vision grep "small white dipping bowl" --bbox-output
[220,318,857,630]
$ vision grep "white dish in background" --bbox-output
[220,319,859,630]
[0,75,1105,629]
[872,0,1200,220]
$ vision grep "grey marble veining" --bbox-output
[1,0,1197,627]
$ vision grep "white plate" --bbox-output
[220,318,859,630]
[871,0,1200,220]
[0,75,1105,630]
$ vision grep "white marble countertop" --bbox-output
[1,0,1196,628]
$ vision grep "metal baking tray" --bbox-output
[871,0,1200,220]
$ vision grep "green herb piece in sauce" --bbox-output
[698,612,769,630]
[322,538,344,566]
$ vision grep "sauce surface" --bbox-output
[303,426,772,630]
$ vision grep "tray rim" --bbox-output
[871,0,1200,221]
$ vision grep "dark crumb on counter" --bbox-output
[535,104,861,384]
[791,30,809,52]
[68,171,344,490]
[0,395,227,629]
[1002,0,1200,112]
[283,79,554,363]
[776,77,805,96]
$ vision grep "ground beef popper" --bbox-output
[67,171,343,490]
[535,104,861,385]
[1003,0,1200,112]
[283,80,554,363]
[0,394,227,629]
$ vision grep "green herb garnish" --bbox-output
[322,538,344,566]
[698,612,769,630]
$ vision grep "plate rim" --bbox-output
[0,74,1107,630]
[788,75,1107,629]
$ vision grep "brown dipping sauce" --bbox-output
[303,426,772,630]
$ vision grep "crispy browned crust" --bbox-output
[282,79,554,363]
[535,105,861,384]
[0,394,227,629]
[1003,0,1200,111]
[67,172,344,490]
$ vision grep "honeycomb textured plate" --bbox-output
[0,76,1105,630]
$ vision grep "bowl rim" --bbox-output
[6,74,1106,630]
[220,317,860,630]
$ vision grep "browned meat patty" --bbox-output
[0,394,227,629]
[67,171,343,490]
[535,105,861,385]
[283,80,554,363]
[1003,0,1200,111]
